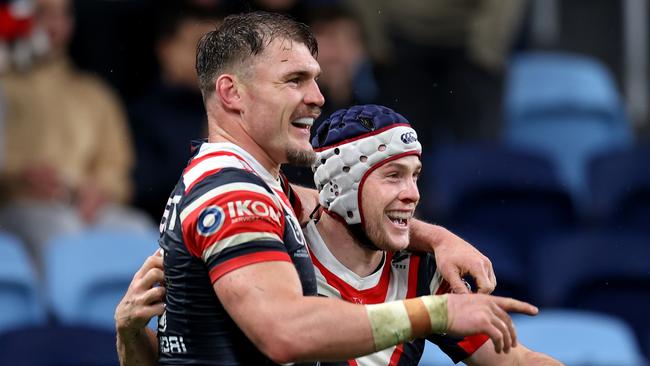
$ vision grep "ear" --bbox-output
[216,74,244,112]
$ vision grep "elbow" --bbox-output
[263,347,295,365]
[255,323,305,364]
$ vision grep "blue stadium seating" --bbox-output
[419,143,575,245]
[505,52,633,211]
[588,145,650,227]
[0,325,118,365]
[529,228,650,306]
[452,229,530,302]
[514,309,647,366]
[529,228,650,357]
[0,233,46,333]
[43,229,159,330]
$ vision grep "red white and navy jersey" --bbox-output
[303,221,489,366]
[157,141,317,365]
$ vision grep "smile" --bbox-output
[386,211,412,227]
[291,117,314,129]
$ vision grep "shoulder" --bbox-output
[182,150,268,195]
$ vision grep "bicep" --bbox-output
[213,260,375,363]
[214,260,304,349]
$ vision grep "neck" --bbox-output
[315,211,384,277]
[207,115,282,179]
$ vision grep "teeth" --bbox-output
[292,117,314,127]
[389,218,407,226]
[387,211,412,226]
[386,211,412,220]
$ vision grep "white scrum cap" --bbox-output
[311,104,421,225]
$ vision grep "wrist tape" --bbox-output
[365,294,448,351]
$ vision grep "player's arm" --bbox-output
[215,260,539,364]
[289,183,319,224]
[409,220,496,294]
[289,184,497,294]
[115,254,165,366]
[464,339,563,366]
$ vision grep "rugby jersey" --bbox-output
[157,141,317,365]
[303,221,489,366]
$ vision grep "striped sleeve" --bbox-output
[180,168,291,283]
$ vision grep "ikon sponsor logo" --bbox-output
[226,200,281,225]
[196,200,281,236]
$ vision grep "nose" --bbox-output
[399,178,420,204]
[305,79,325,107]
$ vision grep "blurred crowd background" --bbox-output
[1,0,649,365]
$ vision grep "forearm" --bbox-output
[290,184,319,224]
[116,327,158,366]
[516,350,563,366]
[465,343,562,366]
[218,262,446,363]
[408,218,450,252]
[265,295,447,363]
[270,296,375,362]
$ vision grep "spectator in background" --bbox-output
[307,4,377,122]
[1,0,48,170]
[283,3,379,187]
[129,3,225,221]
[0,0,153,270]
[345,0,527,148]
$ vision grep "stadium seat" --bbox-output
[529,228,650,304]
[513,309,647,366]
[43,229,159,330]
[588,145,650,227]
[0,232,46,333]
[419,143,575,246]
[453,229,530,302]
[0,325,118,366]
[529,228,650,354]
[505,52,633,210]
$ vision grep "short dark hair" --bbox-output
[196,11,318,98]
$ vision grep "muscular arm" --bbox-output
[215,261,375,363]
[409,220,496,294]
[215,260,538,364]
[464,339,563,366]
[290,184,496,294]
[116,328,158,366]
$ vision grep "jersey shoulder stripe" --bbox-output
[182,151,253,193]
[208,249,291,282]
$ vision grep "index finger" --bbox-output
[494,297,539,316]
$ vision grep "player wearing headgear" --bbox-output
[115,12,543,366]
[307,104,562,365]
